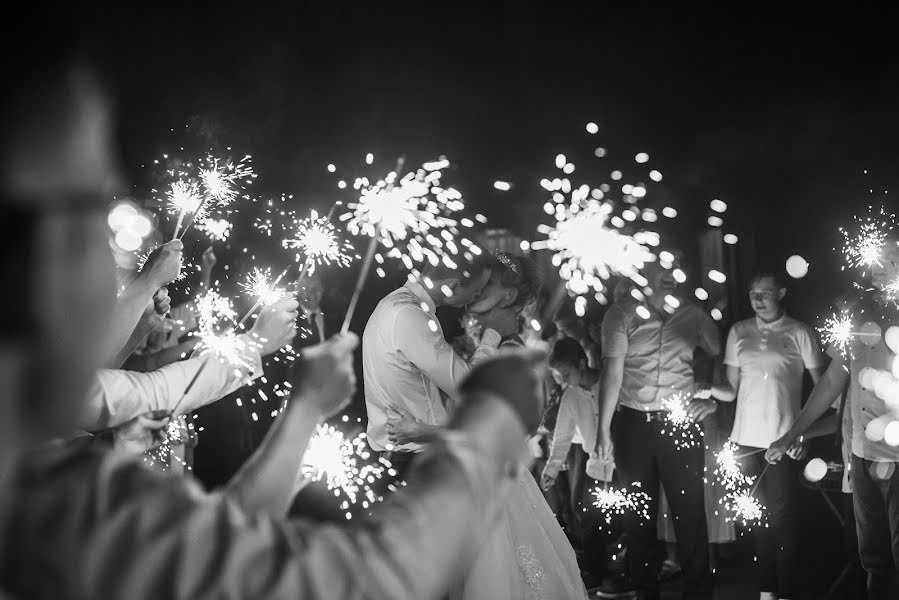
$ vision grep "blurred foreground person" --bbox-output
[0,58,548,599]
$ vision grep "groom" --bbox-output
[363,257,519,478]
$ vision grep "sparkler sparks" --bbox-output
[300,425,392,509]
[283,209,355,273]
[840,207,896,269]
[339,157,477,276]
[193,290,255,374]
[199,155,255,204]
[714,441,753,491]
[819,312,854,358]
[533,201,652,296]
[240,267,289,307]
[196,217,233,241]
[591,483,651,527]
[167,180,204,216]
[660,391,704,450]
[723,490,767,528]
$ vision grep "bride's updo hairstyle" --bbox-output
[492,251,542,310]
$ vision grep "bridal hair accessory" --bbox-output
[493,251,519,274]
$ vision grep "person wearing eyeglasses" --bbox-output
[711,271,824,600]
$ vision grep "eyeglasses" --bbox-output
[748,291,777,301]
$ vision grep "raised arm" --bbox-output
[226,335,358,516]
[596,356,624,462]
[766,356,850,463]
[394,305,501,397]
[104,241,182,367]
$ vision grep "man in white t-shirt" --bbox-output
[768,242,899,600]
[713,272,824,600]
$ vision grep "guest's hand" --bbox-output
[786,438,808,461]
[476,305,520,339]
[140,240,183,288]
[249,297,299,355]
[459,347,548,433]
[153,287,171,316]
[540,470,557,491]
[200,246,217,272]
[686,397,717,422]
[292,333,358,418]
[765,435,793,464]
[113,410,171,455]
[386,404,428,445]
[596,427,614,464]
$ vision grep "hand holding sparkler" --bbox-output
[291,333,359,418]
[247,297,300,356]
[138,240,183,289]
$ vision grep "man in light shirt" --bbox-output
[712,272,824,600]
[363,258,519,478]
[597,263,721,600]
[768,246,899,599]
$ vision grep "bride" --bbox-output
[454,251,588,600]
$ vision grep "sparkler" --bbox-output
[196,217,233,241]
[714,440,753,491]
[145,418,196,472]
[590,483,651,527]
[819,312,854,358]
[840,207,896,269]
[338,156,477,333]
[722,490,767,528]
[168,181,203,240]
[660,391,704,450]
[533,201,652,297]
[283,208,355,282]
[236,267,290,328]
[300,425,392,511]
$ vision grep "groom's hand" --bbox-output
[386,404,433,445]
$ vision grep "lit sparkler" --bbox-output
[840,207,896,269]
[533,201,652,296]
[591,483,651,527]
[723,490,767,528]
[714,440,753,491]
[241,267,289,307]
[337,156,479,333]
[660,391,704,450]
[300,425,392,510]
[283,209,354,275]
[819,312,854,358]
[167,181,204,239]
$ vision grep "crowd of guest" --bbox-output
[2,49,899,600]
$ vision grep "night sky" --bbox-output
[74,2,899,324]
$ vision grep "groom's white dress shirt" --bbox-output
[363,280,502,452]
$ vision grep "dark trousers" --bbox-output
[850,455,899,599]
[738,445,799,598]
[612,407,712,599]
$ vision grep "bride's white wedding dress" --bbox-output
[452,339,588,600]
[451,467,589,600]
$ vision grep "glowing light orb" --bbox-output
[785,255,809,279]
[803,457,828,483]
[586,122,599,134]
[885,326,899,354]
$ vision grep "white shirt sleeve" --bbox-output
[723,325,739,367]
[796,324,825,369]
[82,345,264,431]
[544,387,577,478]
[393,305,500,397]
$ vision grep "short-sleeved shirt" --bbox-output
[601,300,721,411]
[828,337,899,463]
[725,315,825,448]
